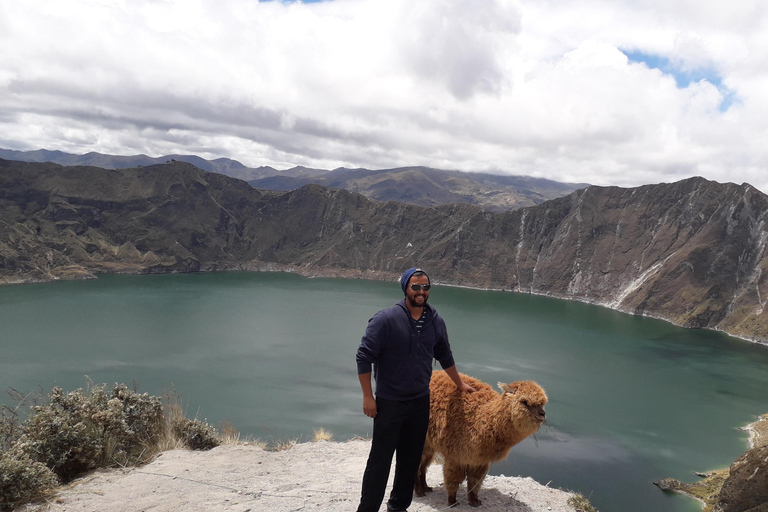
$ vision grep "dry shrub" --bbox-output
[161,387,220,451]
[15,384,163,481]
[17,387,104,480]
[171,418,220,451]
[0,408,20,455]
[0,450,59,512]
[110,384,164,451]
[1,382,226,509]
[1,389,44,453]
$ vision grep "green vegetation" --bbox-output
[567,493,598,512]
[171,418,221,451]
[654,470,729,512]
[0,383,221,511]
[0,452,58,511]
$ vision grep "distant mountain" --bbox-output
[249,166,587,212]
[0,147,276,181]
[2,158,767,343]
[0,148,587,211]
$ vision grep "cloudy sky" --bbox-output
[2,0,767,192]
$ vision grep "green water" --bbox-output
[1,272,767,512]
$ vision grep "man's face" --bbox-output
[405,274,430,308]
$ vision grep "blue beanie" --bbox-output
[400,267,429,294]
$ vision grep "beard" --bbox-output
[407,294,428,308]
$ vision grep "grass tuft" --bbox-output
[273,438,298,452]
[218,420,266,447]
[313,428,333,442]
[219,420,241,445]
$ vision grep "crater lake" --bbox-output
[2,271,767,512]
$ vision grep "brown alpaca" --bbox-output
[414,371,548,507]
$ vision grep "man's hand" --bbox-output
[443,365,476,394]
[363,395,377,418]
[359,373,377,418]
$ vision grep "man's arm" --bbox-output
[356,311,386,419]
[359,372,377,418]
[443,365,476,393]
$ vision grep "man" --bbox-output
[356,267,475,512]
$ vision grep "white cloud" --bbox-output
[1,0,767,192]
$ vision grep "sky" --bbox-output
[1,0,767,192]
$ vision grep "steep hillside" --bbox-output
[2,159,767,342]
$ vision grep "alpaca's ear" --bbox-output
[498,382,517,395]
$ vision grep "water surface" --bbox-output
[2,272,767,512]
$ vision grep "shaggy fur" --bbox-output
[414,371,548,507]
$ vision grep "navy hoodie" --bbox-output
[356,299,456,401]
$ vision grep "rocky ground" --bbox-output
[23,439,578,512]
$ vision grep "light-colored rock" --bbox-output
[23,439,576,512]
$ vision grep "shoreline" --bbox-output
[741,413,768,449]
[654,413,768,510]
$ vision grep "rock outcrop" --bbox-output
[715,444,768,512]
[2,158,768,343]
[655,414,768,511]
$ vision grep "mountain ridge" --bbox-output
[1,158,767,343]
[0,148,587,212]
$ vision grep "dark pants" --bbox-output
[357,395,430,512]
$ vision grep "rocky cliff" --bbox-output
[716,443,768,512]
[2,158,768,342]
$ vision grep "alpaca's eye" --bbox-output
[521,400,529,407]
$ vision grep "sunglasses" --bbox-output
[410,284,431,292]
